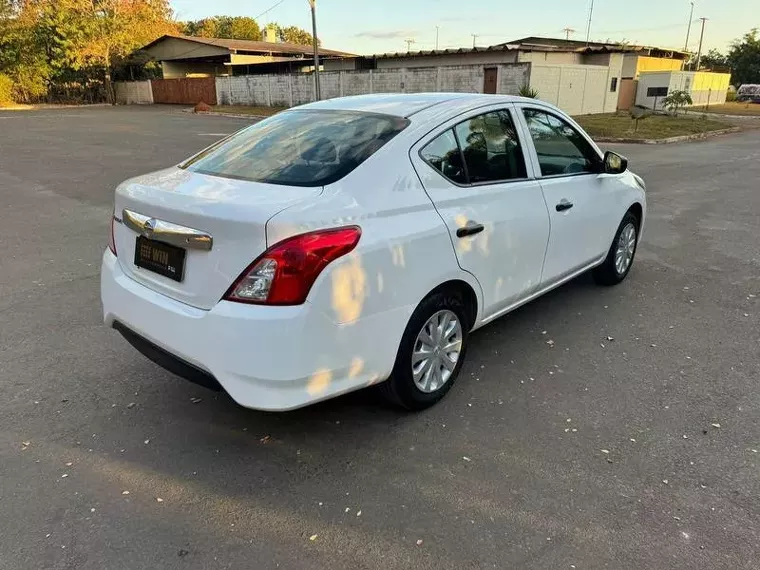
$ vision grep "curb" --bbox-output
[691,112,760,120]
[182,108,268,120]
[595,127,741,145]
[0,103,112,111]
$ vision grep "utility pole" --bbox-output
[585,0,595,45]
[563,27,576,40]
[308,0,320,100]
[405,38,415,52]
[471,34,478,48]
[696,17,708,70]
[683,1,695,51]
[435,26,439,50]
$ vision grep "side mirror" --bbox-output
[603,151,628,174]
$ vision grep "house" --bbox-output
[139,35,354,78]
[324,36,690,111]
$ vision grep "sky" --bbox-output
[170,0,755,55]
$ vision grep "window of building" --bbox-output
[610,77,619,92]
[522,109,601,177]
[646,86,669,97]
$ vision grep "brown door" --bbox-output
[483,68,498,94]
[617,79,637,110]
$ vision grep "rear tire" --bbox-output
[593,211,639,286]
[381,290,469,410]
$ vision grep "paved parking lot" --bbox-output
[1,106,759,570]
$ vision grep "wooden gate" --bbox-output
[151,77,217,105]
[617,79,638,110]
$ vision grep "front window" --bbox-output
[522,109,601,177]
[182,110,409,187]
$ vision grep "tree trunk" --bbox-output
[105,72,114,105]
[104,47,115,105]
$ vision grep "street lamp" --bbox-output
[309,0,321,100]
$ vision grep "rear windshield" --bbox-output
[182,109,410,187]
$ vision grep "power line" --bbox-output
[254,0,286,21]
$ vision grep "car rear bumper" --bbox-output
[101,251,407,411]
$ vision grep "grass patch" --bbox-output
[208,105,286,117]
[690,102,760,116]
[574,112,732,140]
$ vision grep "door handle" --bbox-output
[456,222,485,238]
[555,200,574,212]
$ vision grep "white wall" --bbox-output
[215,64,531,107]
[530,63,620,115]
[114,80,153,104]
[635,71,730,109]
[518,51,582,65]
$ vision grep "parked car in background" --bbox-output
[101,93,646,411]
[737,84,760,102]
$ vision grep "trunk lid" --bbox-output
[113,167,321,310]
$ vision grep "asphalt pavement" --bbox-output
[1,106,758,570]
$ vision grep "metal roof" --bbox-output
[494,36,690,57]
[370,44,521,59]
[141,35,355,58]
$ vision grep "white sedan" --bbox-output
[101,93,646,411]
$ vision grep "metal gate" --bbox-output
[151,77,217,105]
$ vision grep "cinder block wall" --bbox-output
[114,81,153,104]
[214,63,531,108]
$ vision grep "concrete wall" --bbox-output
[518,51,582,65]
[323,59,362,71]
[145,37,230,61]
[162,61,226,79]
[114,80,153,104]
[529,62,621,115]
[636,71,730,110]
[622,54,684,79]
[215,63,531,107]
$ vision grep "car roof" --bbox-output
[297,93,527,118]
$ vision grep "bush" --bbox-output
[726,91,737,102]
[0,73,14,106]
[518,84,539,98]
[663,90,693,116]
[11,66,49,103]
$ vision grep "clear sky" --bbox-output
[171,0,755,55]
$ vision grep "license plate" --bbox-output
[134,236,186,282]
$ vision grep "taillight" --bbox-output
[108,214,117,256]
[224,226,361,305]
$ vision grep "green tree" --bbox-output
[182,16,261,40]
[700,48,728,70]
[727,29,760,86]
[274,23,318,46]
[3,0,177,103]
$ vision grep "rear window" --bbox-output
[182,109,409,187]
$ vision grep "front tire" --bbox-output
[593,211,639,286]
[381,290,469,410]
